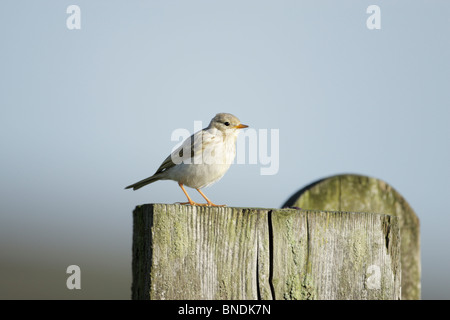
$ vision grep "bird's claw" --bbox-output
[176,202,226,207]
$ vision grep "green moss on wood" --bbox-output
[132,204,402,300]
[288,174,420,300]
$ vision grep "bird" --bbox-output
[125,113,248,206]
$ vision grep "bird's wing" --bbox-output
[154,130,207,175]
[153,153,177,175]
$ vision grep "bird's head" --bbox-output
[208,113,248,133]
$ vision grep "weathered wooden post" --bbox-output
[132,204,271,300]
[132,204,401,300]
[270,209,400,299]
[283,174,420,300]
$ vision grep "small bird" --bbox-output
[125,113,248,206]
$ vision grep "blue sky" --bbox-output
[1,1,449,299]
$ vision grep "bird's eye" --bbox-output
[224,122,230,126]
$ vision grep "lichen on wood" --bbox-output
[283,174,420,300]
[132,204,402,300]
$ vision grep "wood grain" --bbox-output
[284,174,420,299]
[132,204,402,300]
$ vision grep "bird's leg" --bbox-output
[177,183,207,206]
[178,183,197,205]
[196,188,226,207]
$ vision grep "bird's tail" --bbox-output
[125,175,160,190]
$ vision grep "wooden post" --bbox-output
[283,174,420,300]
[132,204,401,300]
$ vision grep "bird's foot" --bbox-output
[177,201,201,206]
[177,201,226,207]
[206,202,226,207]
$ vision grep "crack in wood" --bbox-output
[267,210,276,300]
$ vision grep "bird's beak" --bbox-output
[234,124,248,129]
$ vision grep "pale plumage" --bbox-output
[125,113,248,206]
